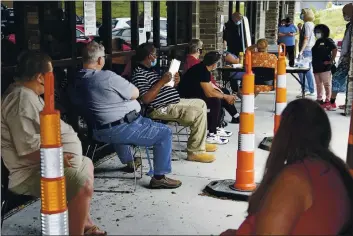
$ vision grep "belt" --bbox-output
[94,118,125,130]
[94,110,140,130]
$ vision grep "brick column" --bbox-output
[287,1,296,21]
[199,1,228,52]
[265,0,280,45]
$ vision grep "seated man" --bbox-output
[184,39,240,124]
[131,43,217,162]
[74,41,181,189]
[1,51,106,235]
[179,51,236,145]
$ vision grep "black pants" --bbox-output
[221,88,238,117]
[204,97,221,134]
[286,45,295,67]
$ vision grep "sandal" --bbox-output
[84,225,107,236]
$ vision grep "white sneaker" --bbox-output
[296,92,310,98]
[206,134,229,145]
[216,127,233,137]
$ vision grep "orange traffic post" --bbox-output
[40,72,69,235]
[234,50,256,191]
[203,50,255,201]
[274,44,287,134]
[347,102,353,176]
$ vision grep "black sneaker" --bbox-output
[230,117,240,124]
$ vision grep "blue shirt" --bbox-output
[278,24,297,46]
[71,69,141,126]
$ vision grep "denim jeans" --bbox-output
[93,116,172,175]
[299,51,315,93]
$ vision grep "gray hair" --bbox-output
[82,41,105,64]
[188,39,203,54]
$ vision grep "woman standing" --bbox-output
[221,99,353,235]
[278,17,298,67]
[326,3,353,111]
[311,24,337,107]
[297,8,316,98]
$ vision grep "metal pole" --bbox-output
[130,1,139,50]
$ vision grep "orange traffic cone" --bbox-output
[274,43,287,134]
[347,102,353,176]
[234,50,256,191]
[40,72,69,235]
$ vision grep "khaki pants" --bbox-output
[149,99,207,154]
[10,155,92,201]
[314,71,332,101]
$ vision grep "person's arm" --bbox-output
[224,53,239,64]
[200,82,226,99]
[299,23,311,55]
[331,48,338,64]
[254,166,312,235]
[135,72,172,105]
[110,72,139,100]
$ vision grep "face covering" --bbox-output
[315,33,322,39]
[236,21,241,25]
[344,15,351,22]
[151,59,157,67]
[300,14,304,20]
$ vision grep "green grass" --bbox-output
[294,6,346,40]
[74,1,167,23]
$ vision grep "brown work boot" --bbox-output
[187,153,215,163]
[149,176,182,189]
[125,157,142,173]
[206,143,218,152]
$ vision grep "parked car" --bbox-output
[112,27,167,46]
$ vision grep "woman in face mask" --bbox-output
[327,3,353,111]
[311,24,338,108]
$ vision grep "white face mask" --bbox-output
[315,33,322,39]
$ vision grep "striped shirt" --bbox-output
[131,65,180,109]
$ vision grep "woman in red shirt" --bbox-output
[221,99,353,235]
[184,39,240,124]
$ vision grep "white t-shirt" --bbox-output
[303,22,315,51]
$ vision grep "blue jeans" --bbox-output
[93,116,172,175]
[299,51,315,93]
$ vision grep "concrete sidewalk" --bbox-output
[2,75,350,235]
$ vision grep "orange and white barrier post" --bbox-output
[347,102,353,176]
[40,72,69,235]
[274,44,287,134]
[234,50,256,191]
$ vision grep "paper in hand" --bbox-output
[165,59,181,87]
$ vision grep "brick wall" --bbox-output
[199,1,228,52]
[265,0,280,45]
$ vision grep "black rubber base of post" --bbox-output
[204,179,256,201]
[258,136,273,151]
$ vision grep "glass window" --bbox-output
[76,29,83,38]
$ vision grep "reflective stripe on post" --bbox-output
[274,44,287,135]
[347,102,353,176]
[40,72,69,235]
[234,50,256,191]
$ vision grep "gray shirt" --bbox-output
[299,21,315,51]
[73,69,141,126]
